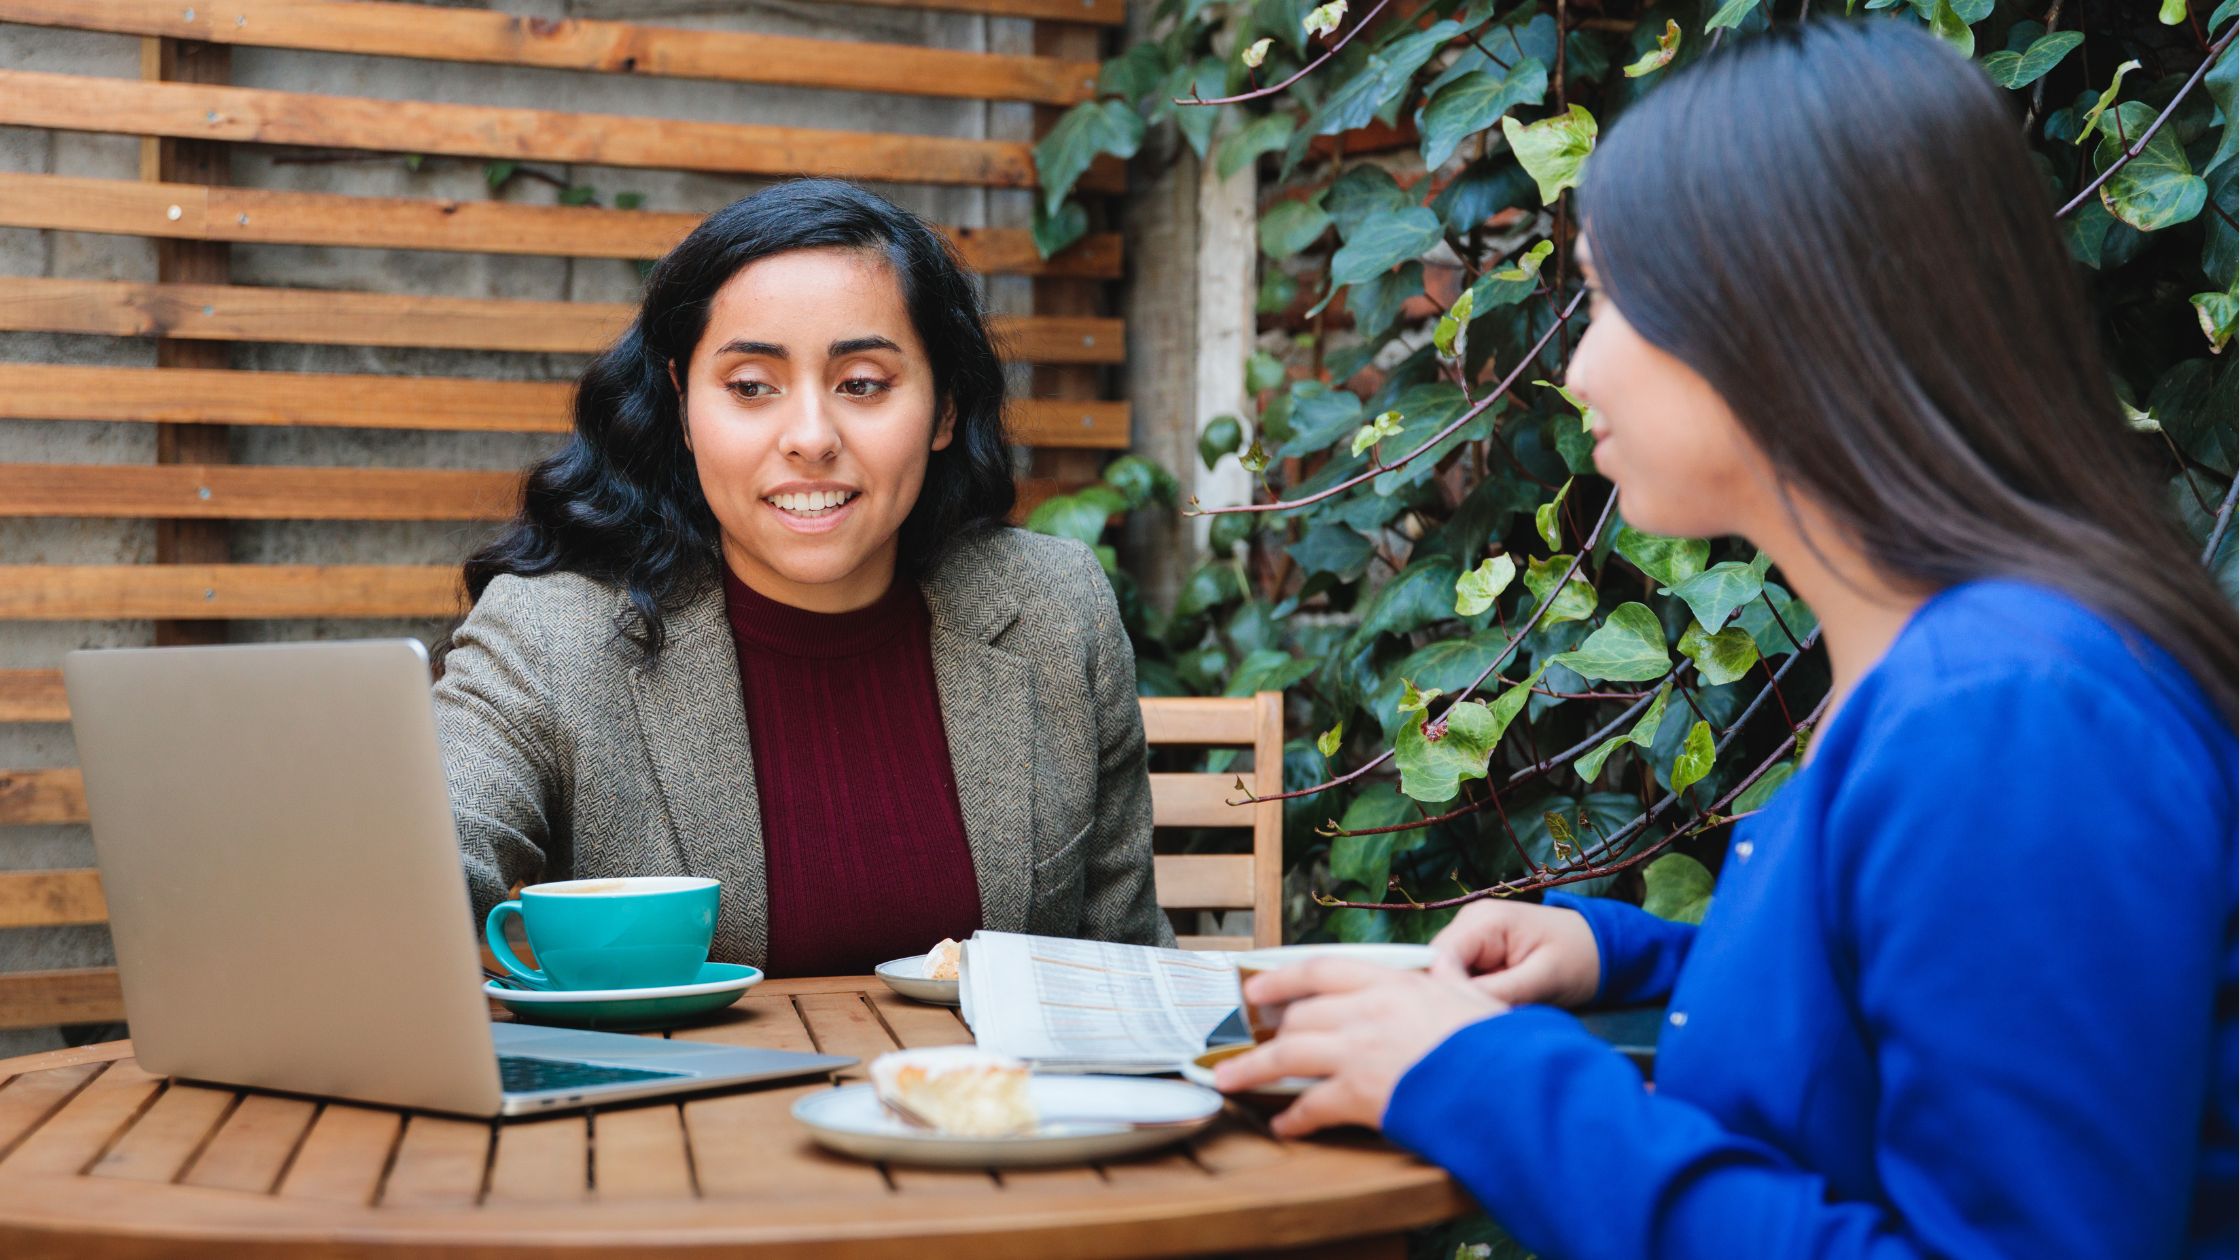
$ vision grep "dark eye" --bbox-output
[726,380,774,400]
[838,378,890,398]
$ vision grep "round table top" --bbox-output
[0,975,1465,1259]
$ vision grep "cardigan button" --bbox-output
[1734,840,1754,862]
[1668,1010,1688,1028]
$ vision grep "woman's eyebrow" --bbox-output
[715,339,788,359]
[830,335,902,356]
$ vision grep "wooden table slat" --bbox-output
[862,989,973,1050]
[89,1083,239,1184]
[0,1056,165,1176]
[0,1062,100,1162]
[274,1103,402,1206]
[378,1114,494,1209]
[791,992,896,1082]
[586,1104,694,1202]
[679,995,886,1204]
[180,1091,318,1194]
[485,1114,588,1205]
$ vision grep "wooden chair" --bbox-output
[1143,691,1286,951]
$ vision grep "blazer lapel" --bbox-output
[923,551,1036,934]
[627,580,769,967]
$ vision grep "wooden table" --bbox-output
[0,976,1469,1258]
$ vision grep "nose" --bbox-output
[777,393,841,464]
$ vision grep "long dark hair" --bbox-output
[1579,18,2237,721]
[455,179,1015,659]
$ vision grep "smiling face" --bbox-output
[1564,237,1778,542]
[673,246,952,612]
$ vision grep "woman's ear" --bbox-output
[930,400,958,453]
[668,359,692,451]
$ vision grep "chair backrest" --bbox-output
[1141,692,1285,951]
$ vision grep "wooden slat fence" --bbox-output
[0,0,1131,1036]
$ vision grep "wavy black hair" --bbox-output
[1579,18,2236,720]
[453,178,1015,660]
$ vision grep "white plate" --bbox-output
[1179,1046,1317,1099]
[875,955,961,1007]
[793,1076,1221,1167]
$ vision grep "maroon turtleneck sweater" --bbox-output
[721,565,982,977]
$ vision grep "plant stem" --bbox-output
[2058,26,2237,220]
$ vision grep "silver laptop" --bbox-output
[62,638,852,1117]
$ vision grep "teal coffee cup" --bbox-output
[484,876,719,991]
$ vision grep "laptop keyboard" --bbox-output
[499,1054,690,1094]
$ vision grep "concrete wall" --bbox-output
[0,0,1054,1054]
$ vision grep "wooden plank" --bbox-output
[842,0,1124,22]
[0,69,1127,193]
[0,0,1100,105]
[1148,773,1255,829]
[484,1114,588,1205]
[679,993,885,1204]
[0,564,462,620]
[1251,689,1286,948]
[0,670,67,723]
[1140,696,1259,746]
[790,993,894,1083]
[0,172,1124,277]
[1151,854,1253,911]
[0,968,120,1030]
[1174,935,1252,951]
[0,363,573,433]
[0,768,85,826]
[587,1104,694,1202]
[0,464,524,521]
[862,989,972,1050]
[0,1056,164,1175]
[0,1061,101,1162]
[179,1091,318,1194]
[0,362,1128,447]
[0,276,1127,363]
[275,1103,402,1206]
[0,869,106,929]
[88,1081,236,1183]
[378,1113,493,1208]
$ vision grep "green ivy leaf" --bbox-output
[1246,350,1288,396]
[1980,30,2084,89]
[1199,414,1244,470]
[1286,523,1376,580]
[1317,721,1345,759]
[1433,288,1475,358]
[1670,719,1716,796]
[1099,42,1169,103]
[1023,492,1112,545]
[1395,665,1546,803]
[1622,20,1683,78]
[2074,60,2140,147]
[1534,477,1572,550]
[2192,288,2237,353]
[1309,22,1462,137]
[1524,554,1598,627]
[1367,628,1522,737]
[1463,240,1556,311]
[1735,582,1818,657]
[2096,101,2209,231]
[1678,620,1760,686]
[1031,199,1089,259]
[1172,561,1247,620]
[1551,601,1671,682]
[1397,677,1445,714]
[1534,378,1592,430]
[1418,58,1550,170]
[1224,648,1317,698]
[1501,104,1598,205]
[1034,100,1145,214]
[1927,0,1975,58]
[2162,0,2191,23]
[1574,680,1671,782]
[1104,454,1177,508]
[1217,112,1299,181]
[1347,557,1466,649]
[1454,554,1518,616]
[1705,0,1762,32]
[1734,759,1796,814]
[1613,526,1709,587]
[1330,206,1446,285]
[484,160,518,190]
[613,191,645,211]
[1259,197,1332,258]
[1663,553,1770,629]
[1641,853,1713,924]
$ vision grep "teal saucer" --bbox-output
[486,962,763,1030]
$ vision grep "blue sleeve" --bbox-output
[1545,889,1695,1007]
[1385,670,2231,1259]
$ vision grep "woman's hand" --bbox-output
[1428,899,1601,1008]
[1211,960,1507,1138]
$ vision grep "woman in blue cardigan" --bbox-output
[1216,18,2237,1259]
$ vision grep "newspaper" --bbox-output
[957,930,1245,1073]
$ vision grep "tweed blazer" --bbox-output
[432,527,1173,969]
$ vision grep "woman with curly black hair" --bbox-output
[435,179,1170,976]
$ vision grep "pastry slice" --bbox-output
[869,1046,1036,1137]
